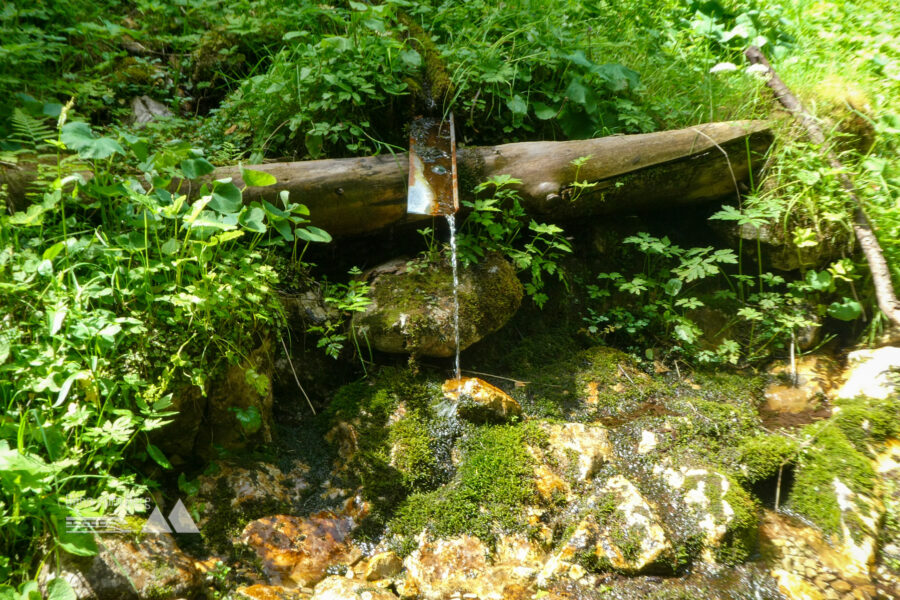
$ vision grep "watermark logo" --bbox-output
[142,499,200,534]
[63,496,200,534]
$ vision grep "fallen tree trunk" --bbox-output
[3,121,771,236]
[189,120,772,236]
[744,46,900,330]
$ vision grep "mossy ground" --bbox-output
[387,422,544,553]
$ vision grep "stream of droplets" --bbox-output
[446,214,461,381]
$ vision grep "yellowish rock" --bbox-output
[542,422,612,482]
[312,575,398,600]
[364,551,403,581]
[237,584,309,600]
[443,377,521,422]
[771,569,825,600]
[835,346,900,400]
[241,512,355,588]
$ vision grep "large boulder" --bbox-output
[38,533,202,600]
[353,253,523,357]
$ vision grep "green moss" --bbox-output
[325,368,444,526]
[735,433,798,484]
[357,253,522,356]
[689,370,766,405]
[789,424,878,537]
[398,13,454,109]
[388,422,539,550]
[389,413,440,491]
[714,477,759,565]
[831,395,900,456]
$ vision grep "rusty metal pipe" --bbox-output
[407,112,459,216]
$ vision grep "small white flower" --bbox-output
[745,63,770,76]
[710,62,738,73]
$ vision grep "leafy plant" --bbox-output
[457,174,572,307]
[0,108,332,583]
[307,267,373,372]
[582,232,826,365]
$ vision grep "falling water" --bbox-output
[446,214,461,381]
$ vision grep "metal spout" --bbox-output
[407,113,459,216]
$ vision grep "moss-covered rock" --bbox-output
[352,253,523,357]
[388,422,541,550]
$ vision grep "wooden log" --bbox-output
[3,121,771,236]
[194,120,771,236]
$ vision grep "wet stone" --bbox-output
[831,580,852,593]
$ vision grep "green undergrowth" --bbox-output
[0,109,330,582]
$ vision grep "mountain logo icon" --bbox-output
[141,499,200,534]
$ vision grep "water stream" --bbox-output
[446,214,461,381]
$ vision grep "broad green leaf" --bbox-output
[566,79,587,104]
[273,219,293,241]
[54,375,76,407]
[532,102,557,120]
[49,307,67,335]
[806,270,832,291]
[98,323,121,343]
[161,238,178,255]
[180,157,215,179]
[146,443,173,469]
[796,169,821,186]
[61,122,125,159]
[56,528,98,557]
[230,406,262,434]
[507,94,527,116]
[46,578,77,600]
[827,298,862,321]
[262,200,287,219]
[14,582,39,600]
[239,206,267,233]
[399,48,422,68]
[241,167,277,187]
[305,132,323,159]
[212,230,244,245]
[8,203,48,226]
[209,182,243,213]
[664,278,683,296]
[295,226,332,243]
[43,241,65,261]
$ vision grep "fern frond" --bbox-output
[9,109,55,152]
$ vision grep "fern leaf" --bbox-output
[9,109,55,152]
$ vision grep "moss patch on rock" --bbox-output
[735,433,799,485]
[353,252,523,357]
[388,422,543,551]
[789,424,877,537]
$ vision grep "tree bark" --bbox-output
[745,46,900,330]
[3,120,772,236]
